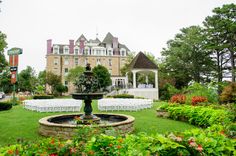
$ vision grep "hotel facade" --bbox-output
[46,32,129,93]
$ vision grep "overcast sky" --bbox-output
[0,0,235,73]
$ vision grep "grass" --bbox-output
[0,101,197,146]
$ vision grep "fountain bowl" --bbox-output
[39,113,135,139]
[72,93,103,100]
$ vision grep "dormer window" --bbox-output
[120,48,126,56]
[53,46,59,54]
[84,47,90,55]
[64,46,69,54]
[74,47,79,55]
[108,48,113,56]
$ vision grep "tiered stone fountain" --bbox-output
[39,64,135,139]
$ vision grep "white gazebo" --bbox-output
[126,52,159,99]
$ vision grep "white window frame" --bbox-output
[74,46,79,55]
[53,45,59,54]
[64,57,69,65]
[64,46,69,54]
[74,57,78,66]
[109,59,112,66]
[97,58,101,65]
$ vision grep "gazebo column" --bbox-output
[125,72,128,88]
[154,70,158,89]
[132,71,137,88]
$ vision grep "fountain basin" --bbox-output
[39,113,135,139]
[72,93,103,100]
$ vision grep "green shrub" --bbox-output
[33,94,54,99]
[113,94,134,98]
[164,105,234,127]
[184,82,218,104]
[0,102,12,111]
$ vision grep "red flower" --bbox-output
[70,147,77,154]
[109,143,113,147]
[196,144,203,152]
[117,145,122,149]
[49,153,58,156]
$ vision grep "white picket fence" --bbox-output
[98,98,153,111]
[23,99,82,112]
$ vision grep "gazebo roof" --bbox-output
[129,52,158,70]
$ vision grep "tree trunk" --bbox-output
[230,51,235,82]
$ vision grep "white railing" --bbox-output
[98,98,153,112]
[23,99,82,112]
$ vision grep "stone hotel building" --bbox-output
[46,32,129,93]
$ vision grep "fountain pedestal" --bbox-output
[72,92,103,124]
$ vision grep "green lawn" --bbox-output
[0,101,197,146]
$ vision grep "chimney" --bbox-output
[47,39,52,54]
[112,37,119,55]
[79,38,85,54]
[69,40,74,54]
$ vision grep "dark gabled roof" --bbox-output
[76,34,87,43]
[119,43,130,51]
[102,32,114,44]
[89,38,101,44]
[129,52,158,70]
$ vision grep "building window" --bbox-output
[97,50,101,56]
[65,68,69,74]
[85,49,89,55]
[74,48,79,55]
[54,58,58,65]
[65,81,68,86]
[64,57,69,65]
[64,46,69,54]
[97,58,101,65]
[75,57,78,66]
[109,59,112,66]
[85,58,88,65]
[121,50,126,56]
[92,49,95,55]
[108,50,112,56]
[109,69,112,75]
[53,46,59,54]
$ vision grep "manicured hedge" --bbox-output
[113,94,134,98]
[162,104,234,127]
[0,102,12,111]
[33,95,54,99]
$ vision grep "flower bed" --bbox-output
[0,127,235,156]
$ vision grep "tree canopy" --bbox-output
[92,65,111,90]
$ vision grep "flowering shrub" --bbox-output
[0,129,235,156]
[191,96,208,106]
[170,94,186,104]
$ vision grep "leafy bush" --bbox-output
[164,105,234,127]
[170,94,186,104]
[1,130,235,156]
[191,96,208,106]
[159,83,180,101]
[33,94,54,99]
[0,102,12,111]
[113,94,134,98]
[220,82,236,103]
[184,82,218,104]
